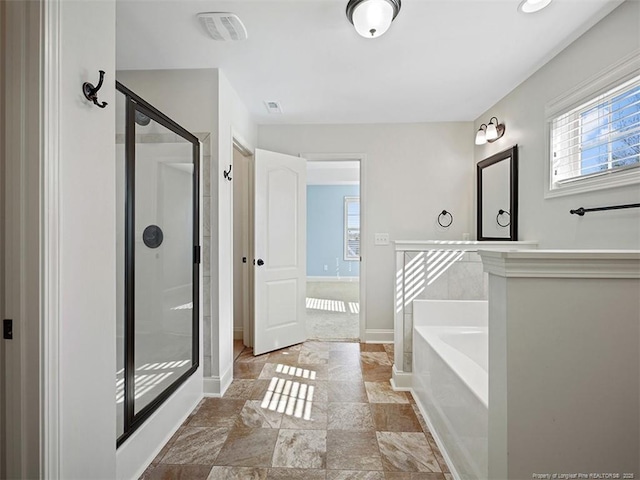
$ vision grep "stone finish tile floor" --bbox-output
[141,341,450,480]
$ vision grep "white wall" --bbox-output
[116,69,218,134]
[214,70,258,392]
[474,0,640,249]
[258,123,474,332]
[55,0,117,477]
[482,251,640,479]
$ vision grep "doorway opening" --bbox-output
[231,149,365,358]
[305,156,362,341]
[232,141,254,357]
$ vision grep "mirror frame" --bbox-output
[477,145,518,241]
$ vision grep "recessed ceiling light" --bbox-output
[518,0,552,14]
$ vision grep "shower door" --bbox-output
[116,82,200,446]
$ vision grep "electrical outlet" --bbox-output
[374,233,390,245]
[323,265,328,271]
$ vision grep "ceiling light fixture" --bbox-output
[346,0,401,39]
[475,117,505,145]
[518,0,552,14]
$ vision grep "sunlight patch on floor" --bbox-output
[261,376,315,419]
[306,297,346,313]
[306,296,360,314]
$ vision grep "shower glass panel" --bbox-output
[116,82,200,446]
[133,114,194,414]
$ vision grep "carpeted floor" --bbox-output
[306,281,360,340]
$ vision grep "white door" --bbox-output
[253,149,307,355]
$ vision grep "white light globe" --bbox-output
[475,129,487,146]
[485,123,498,141]
[352,0,394,38]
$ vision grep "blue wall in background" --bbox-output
[307,185,360,277]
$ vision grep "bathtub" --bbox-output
[412,300,488,480]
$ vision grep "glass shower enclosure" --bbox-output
[116,82,200,446]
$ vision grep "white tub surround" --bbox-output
[413,300,489,480]
[479,250,640,480]
[393,240,537,389]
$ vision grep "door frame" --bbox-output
[301,153,367,341]
[231,140,254,349]
[3,1,45,477]
[0,3,6,476]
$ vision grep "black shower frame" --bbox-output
[116,81,201,448]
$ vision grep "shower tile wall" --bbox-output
[398,250,487,372]
[197,133,213,377]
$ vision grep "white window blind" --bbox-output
[551,74,640,186]
[344,196,360,261]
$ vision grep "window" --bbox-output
[550,74,640,193]
[344,196,360,261]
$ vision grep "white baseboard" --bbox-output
[202,365,233,397]
[233,327,243,340]
[391,365,412,391]
[411,389,461,480]
[363,329,393,343]
[307,276,359,282]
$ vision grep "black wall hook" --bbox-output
[223,164,232,181]
[83,70,108,108]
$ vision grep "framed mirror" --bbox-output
[477,145,518,241]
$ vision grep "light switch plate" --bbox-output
[374,233,390,245]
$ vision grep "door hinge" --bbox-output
[194,245,201,264]
[3,319,12,340]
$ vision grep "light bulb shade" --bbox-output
[346,0,401,38]
[475,127,487,145]
[485,122,498,141]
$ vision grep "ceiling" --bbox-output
[116,0,624,125]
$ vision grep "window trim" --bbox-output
[544,50,640,199]
[343,196,360,261]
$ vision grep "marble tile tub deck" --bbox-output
[141,341,452,480]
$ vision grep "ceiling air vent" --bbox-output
[197,13,248,41]
[264,101,283,114]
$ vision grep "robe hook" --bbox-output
[82,70,108,108]
[224,164,232,181]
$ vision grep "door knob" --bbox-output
[257,258,264,266]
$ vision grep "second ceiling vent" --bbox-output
[198,13,248,41]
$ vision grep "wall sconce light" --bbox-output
[346,0,401,39]
[475,116,506,145]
